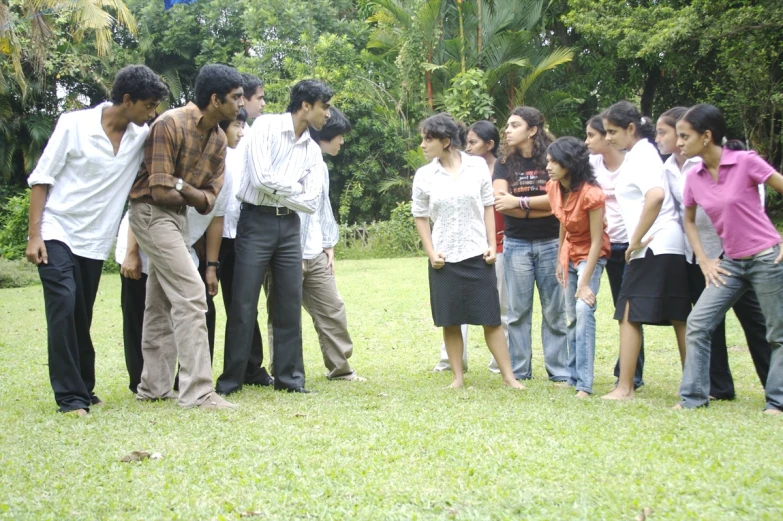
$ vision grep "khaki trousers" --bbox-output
[129,201,214,408]
[268,252,354,378]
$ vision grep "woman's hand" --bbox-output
[699,257,730,287]
[494,191,519,213]
[775,245,783,264]
[429,251,446,269]
[576,284,596,307]
[556,263,565,287]
[483,246,496,265]
[625,236,654,263]
[121,250,142,280]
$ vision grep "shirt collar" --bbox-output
[694,148,740,176]
[281,113,313,145]
[184,101,216,131]
[87,101,143,137]
[433,152,468,175]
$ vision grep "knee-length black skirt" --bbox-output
[428,254,501,327]
[613,248,690,325]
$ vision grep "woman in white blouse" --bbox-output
[412,113,522,390]
[600,101,690,400]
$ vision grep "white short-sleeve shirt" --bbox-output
[27,102,149,260]
[591,154,628,244]
[411,152,494,263]
[615,139,684,260]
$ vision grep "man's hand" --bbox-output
[206,266,218,296]
[429,251,446,269]
[121,250,142,280]
[25,236,48,265]
[494,191,519,213]
[324,247,335,274]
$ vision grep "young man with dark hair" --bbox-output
[216,72,274,387]
[217,78,333,395]
[26,64,168,415]
[127,63,243,410]
[240,72,266,120]
[294,107,366,381]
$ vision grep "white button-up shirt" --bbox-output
[235,113,323,214]
[300,161,340,259]
[411,152,494,263]
[27,102,149,260]
[222,141,245,239]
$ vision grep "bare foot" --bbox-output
[763,408,782,416]
[575,391,590,399]
[553,381,572,389]
[64,409,88,417]
[672,403,684,410]
[503,378,525,390]
[602,388,634,400]
[448,379,464,389]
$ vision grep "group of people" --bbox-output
[23,60,783,416]
[27,64,363,415]
[413,103,783,413]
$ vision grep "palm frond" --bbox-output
[515,47,575,105]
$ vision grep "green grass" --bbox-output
[1,257,781,520]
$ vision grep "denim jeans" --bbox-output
[503,236,569,381]
[680,245,783,410]
[565,258,607,394]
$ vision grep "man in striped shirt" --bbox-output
[217,79,332,395]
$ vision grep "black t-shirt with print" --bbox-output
[492,156,559,240]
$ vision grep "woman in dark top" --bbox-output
[493,106,570,382]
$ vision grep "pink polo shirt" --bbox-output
[682,149,780,259]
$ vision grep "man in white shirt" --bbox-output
[268,107,366,382]
[26,65,168,416]
[217,79,331,395]
[216,73,274,387]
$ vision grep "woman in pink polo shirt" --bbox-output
[675,104,783,413]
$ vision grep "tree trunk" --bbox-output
[640,63,660,117]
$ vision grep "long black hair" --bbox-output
[419,113,464,151]
[547,137,596,191]
[501,106,552,178]
[587,114,607,135]
[603,101,656,143]
[468,120,500,155]
[658,106,688,129]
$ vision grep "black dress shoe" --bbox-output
[246,373,275,387]
[286,387,314,394]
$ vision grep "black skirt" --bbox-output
[428,254,501,327]
[613,248,690,325]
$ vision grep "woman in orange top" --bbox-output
[546,137,611,397]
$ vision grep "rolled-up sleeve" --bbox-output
[146,119,178,189]
[411,170,430,218]
[28,113,73,187]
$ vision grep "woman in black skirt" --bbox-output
[412,113,523,389]
[600,101,691,400]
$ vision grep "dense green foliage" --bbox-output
[1,0,782,228]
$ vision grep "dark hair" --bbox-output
[587,115,606,135]
[547,137,596,190]
[468,120,500,155]
[725,140,747,151]
[241,73,264,99]
[218,107,248,132]
[286,79,334,113]
[194,64,244,110]
[603,100,656,142]
[658,106,688,129]
[309,106,351,143]
[681,104,727,146]
[110,65,168,105]
[419,113,464,150]
[502,106,551,173]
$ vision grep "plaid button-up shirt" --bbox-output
[130,102,226,214]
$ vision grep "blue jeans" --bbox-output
[565,258,606,394]
[503,236,569,381]
[680,245,783,410]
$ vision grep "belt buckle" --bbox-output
[275,206,288,216]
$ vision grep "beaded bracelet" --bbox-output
[518,196,530,210]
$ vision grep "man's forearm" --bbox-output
[27,184,49,238]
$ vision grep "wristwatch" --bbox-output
[206,261,220,269]
[175,178,184,192]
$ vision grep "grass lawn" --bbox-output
[1,256,781,520]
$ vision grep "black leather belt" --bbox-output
[240,202,294,216]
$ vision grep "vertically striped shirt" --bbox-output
[300,161,340,259]
[129,102,226,215]
[236,113,323,214]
